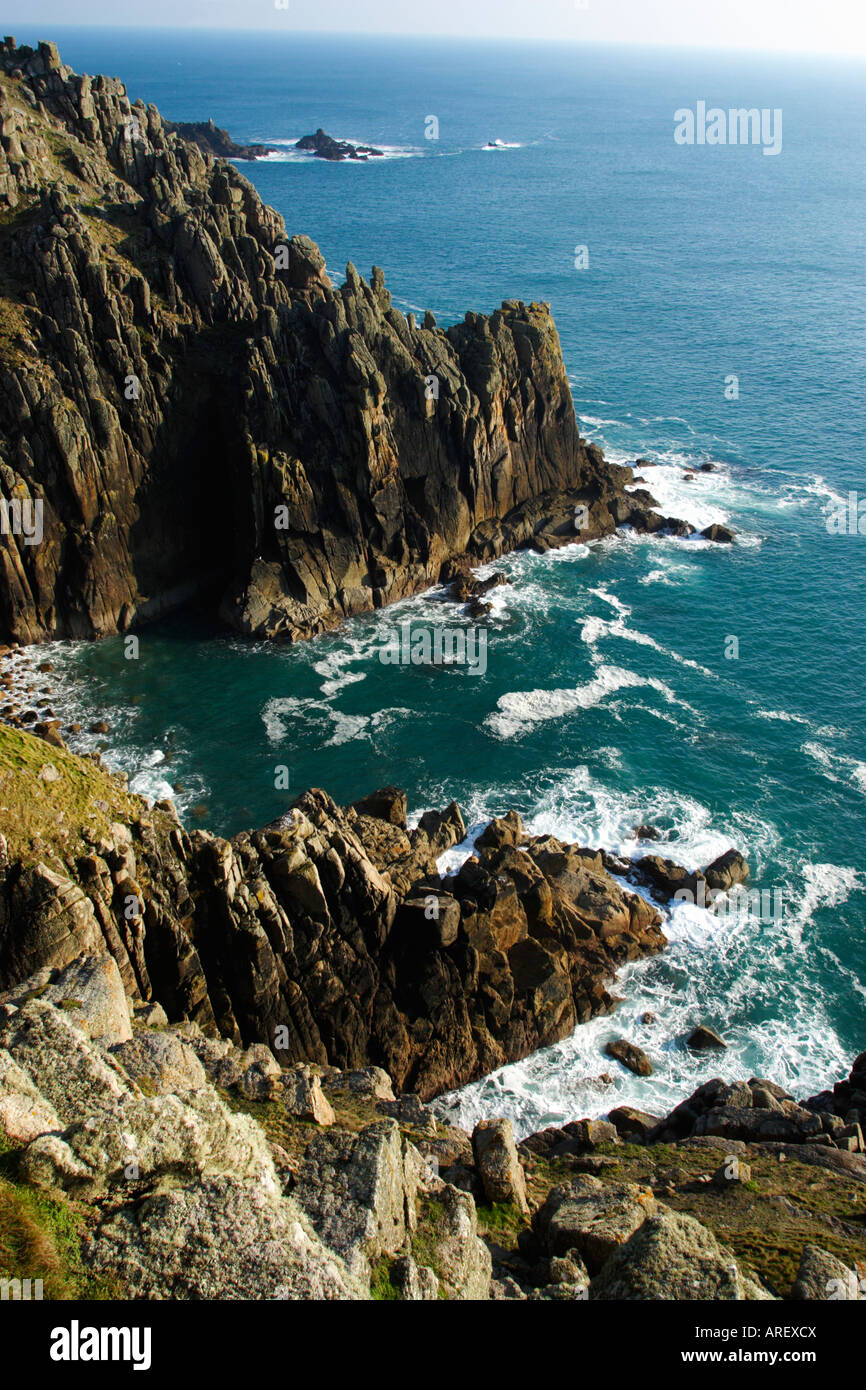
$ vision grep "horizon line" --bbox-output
[6,24,866,62]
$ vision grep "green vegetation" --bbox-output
[520,1139,866,1297]
[475,1199,525,1248]
[0,723,142,864]
[410,1195,450,1299]
[0,1132,118,1300]
[369,1254,400,1301]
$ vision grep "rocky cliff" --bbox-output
[0,947,862,1301]
[162,117,275,162]
[0,722,668,1100]
[0,38,687,647]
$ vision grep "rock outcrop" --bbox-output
[2,963,861,1301]
[295,128,384,161]
[0,38,697,647]
[163,117,276,161]
[0,963,488,1300]
[0,724,665,1101]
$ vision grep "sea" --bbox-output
[12,27,866,1136]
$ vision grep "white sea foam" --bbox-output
[778,472,847,517]
[434,847,857,1137]
[485,664,681,741]
[426,752,856,1139]
[523,765,733,867]
[580,612,719,681]
[638,562,692,586]
[803,741,866,794]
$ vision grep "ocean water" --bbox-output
[14,28,866,1135]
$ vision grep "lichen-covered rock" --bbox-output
[37,953,132,1046]
[415,1182,492,1300]
[110,1029,207,1094]
[235,1045,282,1101]
[589,1208,774,1301]
[1,999,275,1196]
[276,1065,335,1125]
[293,1119,421,1285]
[323,1066,395,1102]
[85,1175,362,1300]
[534,1177,657,1271]
[791,1244,864,1300]
[0,1047,61,1141]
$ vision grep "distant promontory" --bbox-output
[164,116,275,160]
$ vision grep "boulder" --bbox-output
[415,1182,492,1300]
[565,1119,619,1149]
[2,1000,276,1197]
[472,1117,529,1213]
[351,786,407,828]
[791,1244,863,1301]
[607,1105,662,1140]
[235,1045,282,1101]
[703,849,750,892]
[605,1039,653,1077]
[3,953,133,1047]
[377,1093,437,1137]
[534,1176,656,1271]
[711,1158,751,1188]
[323,1067,395,1102]
[0,1048,61,1142]
[416,801,466,853]
[111,1030,207,1094]
[631,854,704,904]
[277,1065,336,1125]
[294,1120,419,1284]
[687,1024,727,1051]
[86,1174,361,1300]
[589,1208,773,1300]
[701,524,736,544]
[475,811,524,852]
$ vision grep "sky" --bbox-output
[4,0,866,56]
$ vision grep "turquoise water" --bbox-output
[18,29,866,1133]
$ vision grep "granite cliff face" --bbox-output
[0,38,683,647]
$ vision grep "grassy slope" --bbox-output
[0,1131,118,1299]
[0,723,143,866]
